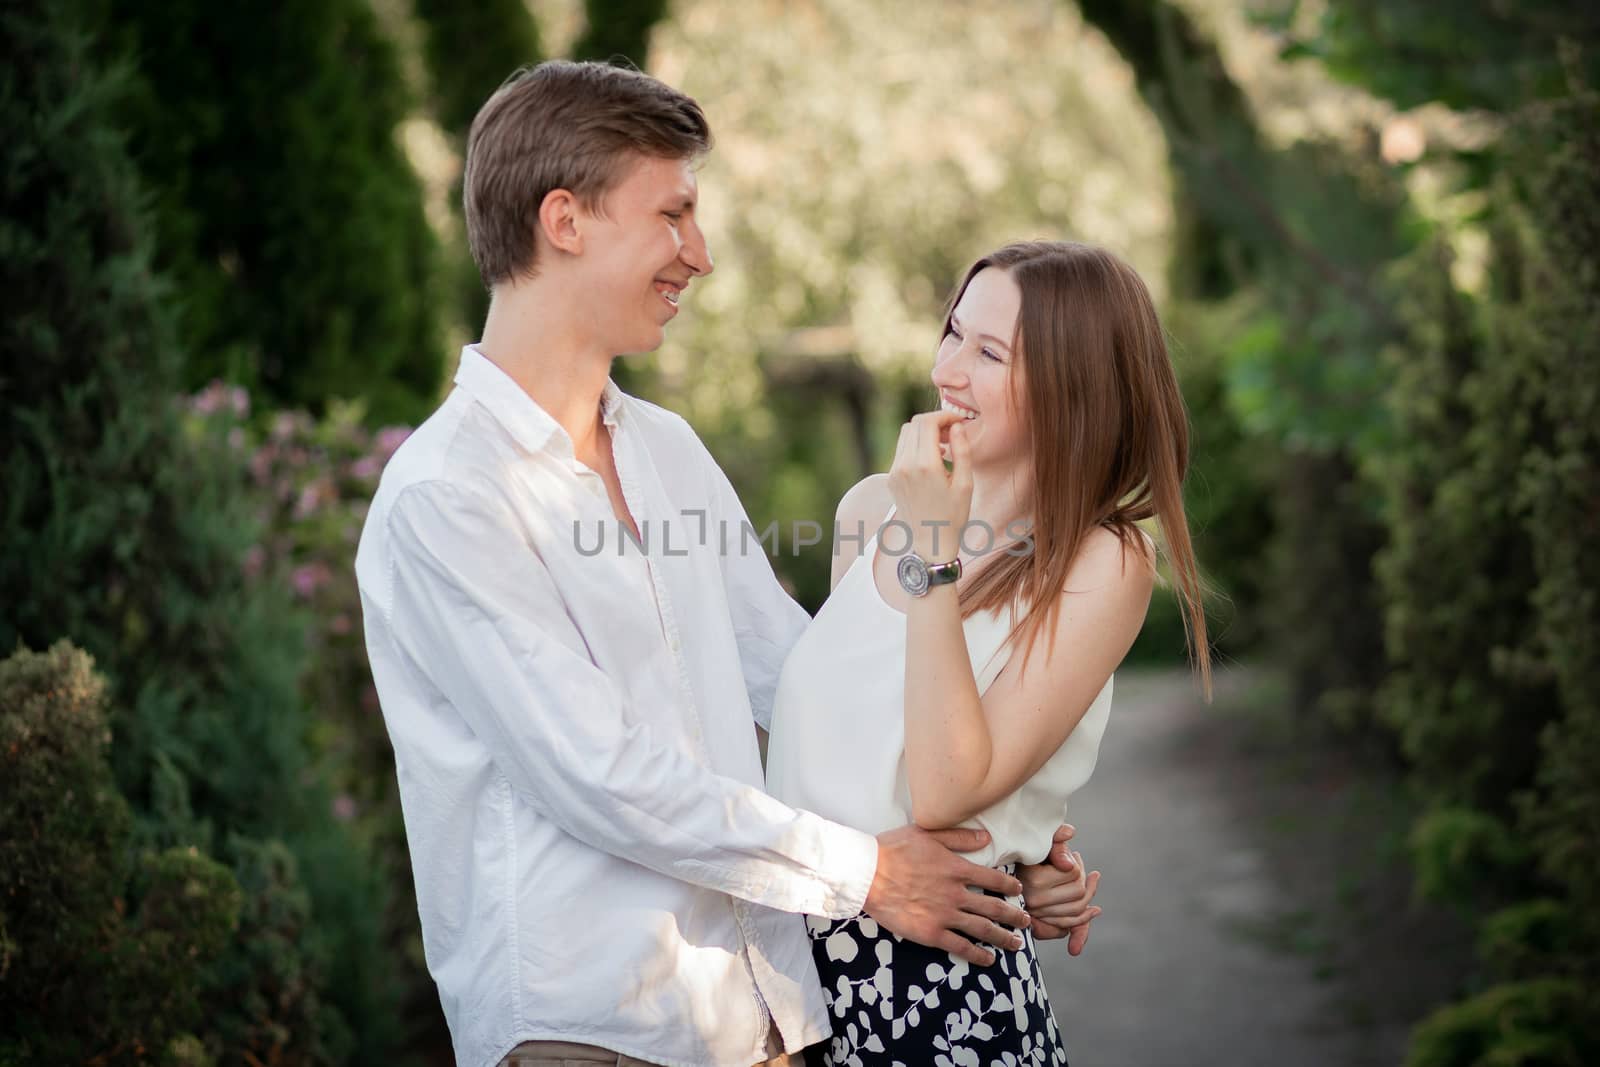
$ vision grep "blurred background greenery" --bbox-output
[2,0,1596,1063]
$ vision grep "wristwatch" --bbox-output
[897,552,962,597]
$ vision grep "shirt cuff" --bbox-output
[813,820,879,919]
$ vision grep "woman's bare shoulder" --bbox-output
[830,474,892,590]
[836,473,892,527]
[1065,524,1158,598]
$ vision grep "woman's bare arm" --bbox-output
[903,527,1153,829]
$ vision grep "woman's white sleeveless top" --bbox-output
[765,519,1113,867]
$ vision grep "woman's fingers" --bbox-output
[890,411,972,547]
[909,410,966,454]
[1023,853,1088,907]
[948,421,972,491]
[892,420,914,469]
[1030,901,1101,924]
[1029,871,1100,919]
[1067,918,1093,957]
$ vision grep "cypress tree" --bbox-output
[98,0,449,423]
[411,0,543,338]
[574,0,671,69]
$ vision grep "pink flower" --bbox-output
[190,380,228,416]
[249,445,276,484]
[350,455,382,481]
[375,426,412,459]
[242,544,266,579]
[271,411,312,442]
[293,479,331,520]
[332,794,358,821]
[228,386,250,418]
[290,561,332,599]
[329,613,351,635]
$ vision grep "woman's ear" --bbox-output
[537,188,583,256]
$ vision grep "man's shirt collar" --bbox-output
[453,344,626,459]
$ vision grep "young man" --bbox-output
[356,61,1098,1067]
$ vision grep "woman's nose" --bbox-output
[932,353,968,388]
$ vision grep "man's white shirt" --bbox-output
[355,347,878,1067]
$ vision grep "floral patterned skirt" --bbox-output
[805,867,1069,1067]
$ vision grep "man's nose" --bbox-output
[681,223,713,276]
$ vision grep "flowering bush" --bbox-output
[183,383,438,1031]
[186,380,415,811]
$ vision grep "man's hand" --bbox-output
[863,826,1030,967]
[1017,824,1101,956]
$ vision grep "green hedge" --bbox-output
[0,2,408,1060]
[1,642,241,1066]
[1379,90,1600,1066]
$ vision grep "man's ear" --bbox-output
[537,188,584,256]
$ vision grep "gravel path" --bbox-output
[1035,669,1395,1067]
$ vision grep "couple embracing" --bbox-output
[355,59,1208,1067]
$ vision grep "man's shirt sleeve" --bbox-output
[376,479,875,919]
[699,451,814,733]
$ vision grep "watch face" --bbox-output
[897,553,930,597]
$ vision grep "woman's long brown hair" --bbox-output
[949,241,1212,697]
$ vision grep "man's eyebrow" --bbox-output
[950,312,1012,352]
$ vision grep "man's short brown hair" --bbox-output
[463,60,712,289]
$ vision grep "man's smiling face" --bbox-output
[573,153,713,356]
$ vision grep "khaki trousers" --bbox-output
[499,1028,804,1067]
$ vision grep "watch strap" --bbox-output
[925,556,962,587]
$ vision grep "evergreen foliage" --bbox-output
[413,0,543,144]
[574,0,671,68]
[1507,93,1600,963]
[0,2,408,1059]
[1076,0,1405,716]
[0,641,241,1066]
[1074,0,1264,300]
[1376,234,1554,808]
[95,0,448,423]
[1072,9,1598,1054]
[412,0,544,339]
[1374,75,1600,1067]
[1274,0,1600,112]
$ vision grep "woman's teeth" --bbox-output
[656,282,680,305]
[941,398,978,420]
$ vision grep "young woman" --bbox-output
[766,241,1210,1066]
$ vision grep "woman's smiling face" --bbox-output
[931,266,1028,469]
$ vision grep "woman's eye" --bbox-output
[982,347,1001,362]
